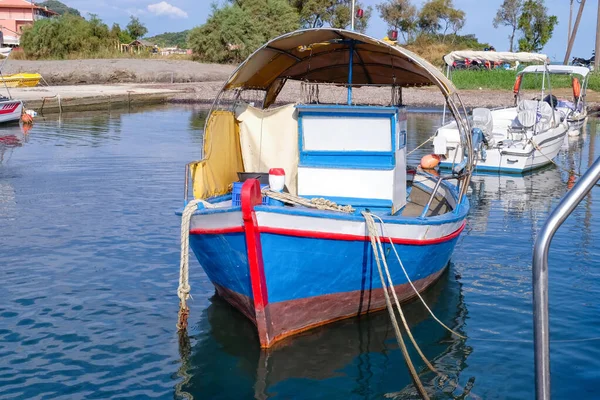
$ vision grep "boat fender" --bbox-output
[21,113,33,125]
[513,75,522,94]
[572,77,581,100]
[420,154,440,169]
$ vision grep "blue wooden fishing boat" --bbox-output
[178,28,475,348]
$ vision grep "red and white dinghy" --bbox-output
[0,98,23,124]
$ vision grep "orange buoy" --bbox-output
[21,113,33,124]
[420,154,440,169]
[572,77,581,99]
[513,75,522,94]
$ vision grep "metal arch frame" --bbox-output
[532,155,600,400]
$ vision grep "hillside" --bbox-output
[146,30,190,48]
[37,0,80,16]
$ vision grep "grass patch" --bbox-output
[450,69,600,92]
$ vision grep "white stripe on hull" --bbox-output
[190,209,463,240]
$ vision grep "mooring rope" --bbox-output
[370,213,466,339]
[362,211,430,399]
[177,199,214,331]
[364,212,484,400]
[407,135,435,156]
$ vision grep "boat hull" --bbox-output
[188,191,467,347]
[0,100,23,124]
[440,124,567,173]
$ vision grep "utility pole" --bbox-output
[351,0,355,31]
[564,0,586,65]
[596,0,600,70]
[568,0,573,44]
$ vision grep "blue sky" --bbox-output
[65,0,595,62]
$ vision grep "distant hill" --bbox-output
[37,0,81,16]
[146,30,190,49]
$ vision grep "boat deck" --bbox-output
[401,184,451,217]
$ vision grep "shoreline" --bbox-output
[3,60,596,113]
[14,82,598,114]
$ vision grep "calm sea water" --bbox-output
[1,106,599,399]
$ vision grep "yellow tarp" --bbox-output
[191,110,244,199]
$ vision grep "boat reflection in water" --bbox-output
[176,270,477,399]
[0,124,30,163]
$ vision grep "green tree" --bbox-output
[188,0,299,63]
[126,16,148,40]
[20,13,113,58]
[37,0,81,16]
[376,0,418,42]
[517,0,557,52]
[493,0,522,52]
[418,0,465,41]
[290,0,371,32]
[111,23,133,44]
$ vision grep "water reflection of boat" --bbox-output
[467,167,566,233]
[176,269,475,399]
[0,124,28,163]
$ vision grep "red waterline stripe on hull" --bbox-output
[189,226,243,235]
[190,221,466,245]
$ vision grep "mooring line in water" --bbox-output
[370,213,466,340]
[365,212,483,400]
[178,199,215,331]
[363,211,430,399]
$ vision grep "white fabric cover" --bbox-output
[517,110,537,128]
[520,65,590,77]
[443,51,548,66]
[235,103,299,194]
[472,108,494,144]
[516,100,554,131]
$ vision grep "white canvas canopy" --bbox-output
[519,65,590,77]
[443,51,548,66]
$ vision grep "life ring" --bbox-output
[572,77,581,99]
[513,75,522,94]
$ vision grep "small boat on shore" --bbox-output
[436,51,568,174]
[513,65,589,135]
[0,73,42,88]
[178,28,475,348]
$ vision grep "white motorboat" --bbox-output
[514,65,589,136]
[0,96,23,124]
[435,52,568,174]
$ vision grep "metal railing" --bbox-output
[532,155,600,400]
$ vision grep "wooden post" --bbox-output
[596,0,600,70]
[564,0,586,65]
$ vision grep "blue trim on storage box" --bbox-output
[299,195,393,209]
[299,152,395,169]
[296,105,406,170]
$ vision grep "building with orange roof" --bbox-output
[0,0,57,46]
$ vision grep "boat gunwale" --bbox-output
[181,178,469,227]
